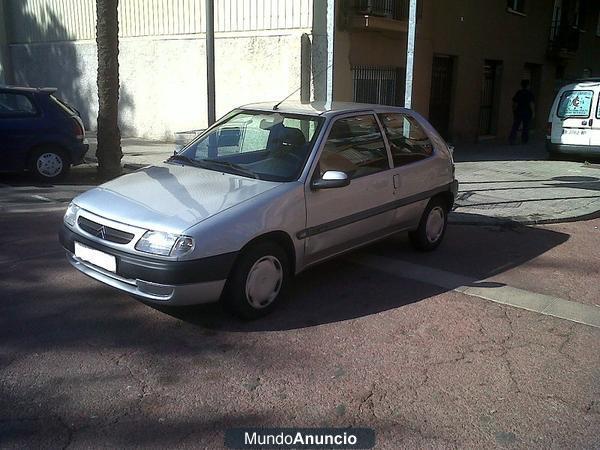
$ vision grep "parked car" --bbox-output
[0,86,88,180]
[59,102,458,319]
[546,78,600,158]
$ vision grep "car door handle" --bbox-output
[393,174,400,189]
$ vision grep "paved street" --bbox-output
[1,144,599,449]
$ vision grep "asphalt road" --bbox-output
[1,182,599,448]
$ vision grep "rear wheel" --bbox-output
[30,147,69,181]
[222,242,290,320]
[409,197,449,251]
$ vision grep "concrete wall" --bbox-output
[5,0,314,139]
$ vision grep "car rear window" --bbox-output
[0,93,37,116]
[50,94,79,117]
[557,90,594,118]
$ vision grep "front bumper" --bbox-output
[60,225,235,305]
[546,141,600,157]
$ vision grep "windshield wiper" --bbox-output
[166,153,204,167]
[200,159,260,179]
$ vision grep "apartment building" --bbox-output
[334,0,600,141]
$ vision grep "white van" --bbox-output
[546,78,600,158]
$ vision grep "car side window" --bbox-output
[0,93,37,117]
[317,114,389,179]
[378,113,433,167]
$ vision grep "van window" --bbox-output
[557,90,593,118]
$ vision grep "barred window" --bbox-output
[352,65,405,106]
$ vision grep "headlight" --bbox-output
[135,231,194,257]
[64,203,79,227]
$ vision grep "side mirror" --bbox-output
[311,170,350,190]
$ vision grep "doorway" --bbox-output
[479,60,503,136]
[523,63,542,130]
[428,55,455,139]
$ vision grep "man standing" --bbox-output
[509,79,535,145]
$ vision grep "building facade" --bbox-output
[334,0,600,142]
[0,0,324,140]
[1,0,598,142]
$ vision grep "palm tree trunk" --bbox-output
[95,0,122,180]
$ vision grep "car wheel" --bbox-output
[30,147,70,181]
[223,242,290,320]
[409,197,448,252]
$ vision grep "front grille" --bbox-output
[78,216,135,244]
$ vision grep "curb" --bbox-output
[449,209,600,227]
[84,156,148,171]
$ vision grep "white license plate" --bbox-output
[74,242,117,273]
[563,128,588,135]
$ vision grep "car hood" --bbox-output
[74,163,280,233]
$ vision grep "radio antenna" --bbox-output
[273,63,333,110]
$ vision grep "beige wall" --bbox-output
[334,0,598,142]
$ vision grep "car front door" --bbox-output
[302,113,395,265]
[378,112,444,230]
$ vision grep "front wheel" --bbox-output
[409,197,449,251]
[30,148,69,181]
[222,242,290,320]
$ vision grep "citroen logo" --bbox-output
[96,225,106,240]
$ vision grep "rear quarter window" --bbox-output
[0,93,37,117]
[557,90,594,118]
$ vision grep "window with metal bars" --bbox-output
[352,65,405,106]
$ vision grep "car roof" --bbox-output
[240,100,413,117]
[559,80,600,90]
[0,85,57,94]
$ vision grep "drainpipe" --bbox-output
[0,0,14,85]
[325,0,335,107]
[404,0,417,109]
[300,33,312,103]
[206,0,216,126]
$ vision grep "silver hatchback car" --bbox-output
[60,102,458,318]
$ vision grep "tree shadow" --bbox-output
[6,2,134,135]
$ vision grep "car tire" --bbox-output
[30,147,70,181]
[223,241,290,320]
[409,197,449,252]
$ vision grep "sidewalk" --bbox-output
[84,134,176,169]
[452,140,600,225]
[81,136,600,225]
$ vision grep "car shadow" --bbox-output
[155,214,570,332]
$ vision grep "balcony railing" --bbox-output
[548,20,580,57]
[353,0,421,21]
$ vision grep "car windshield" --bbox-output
[174,110,323,182]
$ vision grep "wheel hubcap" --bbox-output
[245,256,283,309]
[37,153,63,177]
[425,206,445,243]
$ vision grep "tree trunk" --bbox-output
[95,0,122,180]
